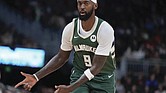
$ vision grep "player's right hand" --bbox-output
[14,72,38,91]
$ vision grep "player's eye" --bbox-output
[84,2,90,6]
[77,1,90,7]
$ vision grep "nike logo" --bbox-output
[72,70,75,74]
[108,74,113,78]
[74,36,79,38]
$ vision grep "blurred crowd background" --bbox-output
[0,0,166,93]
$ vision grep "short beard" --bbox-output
[79,8,94,21]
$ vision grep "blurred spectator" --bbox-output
[121,73,134,93]
[122,46,145,60]
[47,14,66,30]
[130,84,139,93]
[154,84,166,93]
[135,72,146,93]
[145,86,150,93]
[29,1,43,22]
[146,73,159,93]
[0,31,13,46]
[162,75,166,89]
[116,79,125,93]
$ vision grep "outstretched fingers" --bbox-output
[23,83,32,91]
[15,81,32,91]
[15,72,27,88]
[15,72,37,91]
[14,81,26,88]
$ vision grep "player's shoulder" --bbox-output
[96,17,113,29]
[65,18,78,28]
[101,20,113,28]
[99,20,114,32]
[63,18,76,30]
[62,18,78,35]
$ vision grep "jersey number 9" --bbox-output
[83,55,92,67]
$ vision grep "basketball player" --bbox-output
[15,0,116,93]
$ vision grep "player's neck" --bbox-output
[81,15,95,31]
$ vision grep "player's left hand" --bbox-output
[54,85,72,93]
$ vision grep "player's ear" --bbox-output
[94,3,98,10]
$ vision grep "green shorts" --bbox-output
[70,70,116,93]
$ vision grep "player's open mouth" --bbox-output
[80,11,86,15]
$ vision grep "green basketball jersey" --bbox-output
[72,18,116,75]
